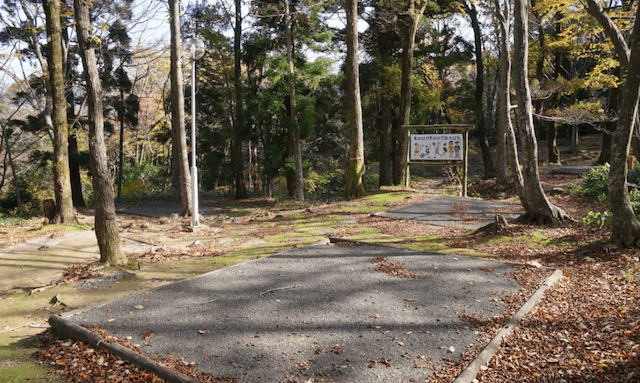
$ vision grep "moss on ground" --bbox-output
[359,192,414,204]
[0,336,57,383]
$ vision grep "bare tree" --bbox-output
[233,0,247,199]
[169,0,193,215]
[393,0,428,186]
[43,0,77,225]
[344,0,366,198]
[74,0,126,265]
[494,0,524,196]
[607,5,640,246]
[513,0,569,225]
[284,0,304,201]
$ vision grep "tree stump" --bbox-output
[472,214,509,237]
[43,199,56,223]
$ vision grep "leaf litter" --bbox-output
[23,164,640,382]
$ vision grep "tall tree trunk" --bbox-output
[2,123,22,214]
[495,0,509,187]
[513,0,568,225]
[597,76,619,164]
[378,93,394,186]
[495,0,525,196]
[67,89,84,208]
[609,4,640,247]
[466,1,495,179]
[74,0,125,266]
[344,0,366,198]
[43,0,77,225]
[284,0,304,201]
[378,39,394,187]
[393,1,427,186]
[233,0,247,199]
[169,0,192,216]
[69,134,85,207]
[117,89,124,202]
[547,12,562,164]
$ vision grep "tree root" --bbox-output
[514,204,576,226]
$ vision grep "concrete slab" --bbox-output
[117,202,219,218]
[378,196,524,230]
[64,242,526,382]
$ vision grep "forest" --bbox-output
[1,0,640,255]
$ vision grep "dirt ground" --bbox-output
[3,134,640,382]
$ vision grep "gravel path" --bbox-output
[65,242,523,382]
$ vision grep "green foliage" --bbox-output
[120,161,170,199]
[576,163,610,200]
[580,211,611,228]
[0,168,50,215]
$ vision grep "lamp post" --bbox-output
[184,37,205,227]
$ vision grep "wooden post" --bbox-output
[402,124,473,197]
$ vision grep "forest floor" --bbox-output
[2,135,640,382]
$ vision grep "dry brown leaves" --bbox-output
[371,256,423,279]
[34,329,238,383]
[358,215,465,237]
[62,265,104,283]
[130,241,231,263]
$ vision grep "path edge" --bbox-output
[452,268,563,383]
[48,315,201,383]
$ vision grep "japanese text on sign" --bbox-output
[410,134,463,161]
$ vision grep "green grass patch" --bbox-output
[0,336,56,383]
[334,205,388,212]
[359,192,414,204]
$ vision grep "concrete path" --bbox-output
[378,196,524,230]
[64,241,526,383]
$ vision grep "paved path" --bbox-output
[65,242,523,383]
[378,196,524,230]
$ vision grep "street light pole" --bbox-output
[190,44,198,226]
[184,38,205,227]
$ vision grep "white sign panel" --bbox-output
[410,134,463,161]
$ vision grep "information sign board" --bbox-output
[410,134,463,161]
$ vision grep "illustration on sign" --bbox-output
[410,134,463,161]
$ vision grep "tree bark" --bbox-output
[43,0,77,225]
[513,0,568,225]
[466,1,496,179]
[233,0,247,200]
[68,134,85,207]
[378,93,394,187]
[597,78,619,164]
[392,1,427,186]
[284,0,304,201]
[169,0,193,216]
[344,0,366,198]
[495,0,525,196]
[74,0,125,266]
[378,38,394,187]
[609,4,640,247]
[547,12,563,164]
[117,89,125,202]
[2,122,22,214]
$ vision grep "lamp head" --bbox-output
[184,38,205,60]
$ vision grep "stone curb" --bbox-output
[453,268,563,383]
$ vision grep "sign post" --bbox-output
[402,124,473,197]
